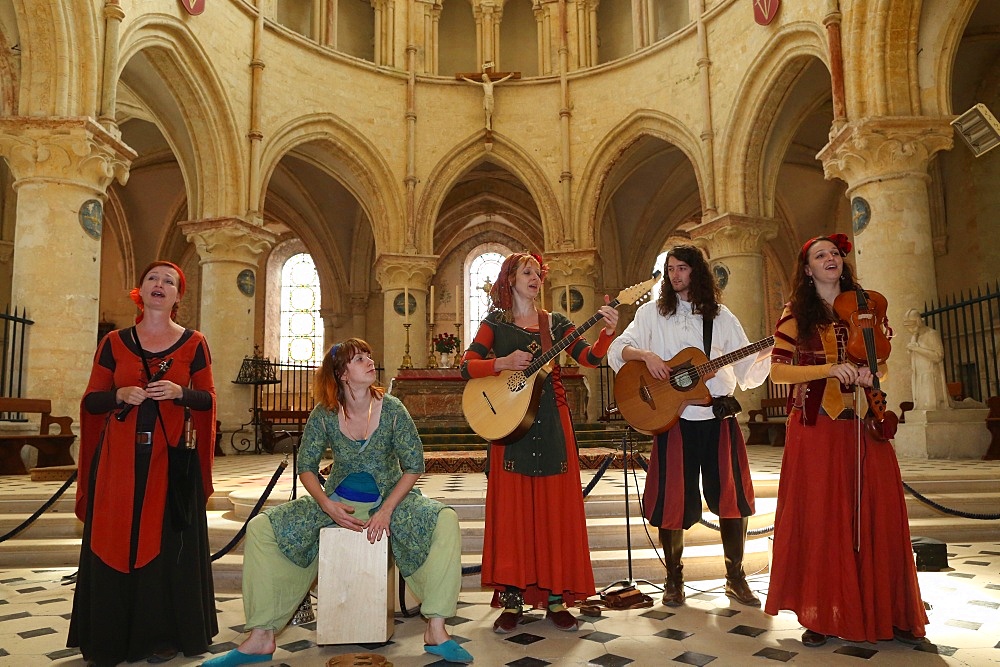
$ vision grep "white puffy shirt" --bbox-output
[607,298,770,421]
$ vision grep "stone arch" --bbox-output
[915,0,980,116]
[415,133,562,253]
[722,22,828,217]
[575,109,705,248]
[117,14,246,218]
[7,3,101,115]
[259,113,403,257]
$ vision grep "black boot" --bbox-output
[658,528,685,607]
[720,517,761,607]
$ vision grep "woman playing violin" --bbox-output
[763,234,928,648]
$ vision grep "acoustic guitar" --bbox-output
[613,336,775,435]
[462,274,661,444]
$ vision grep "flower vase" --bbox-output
[438,352,453,368]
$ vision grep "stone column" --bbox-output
[0,117,135,420]
[374,254,435,376]
[818,117,953,404]
[547,249,605,422]
[180,218,276,430]
[348,292,369,340]
[690,216,779,420]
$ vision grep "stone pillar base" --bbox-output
[894,409,990,459]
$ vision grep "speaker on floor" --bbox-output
[911,536,950,572]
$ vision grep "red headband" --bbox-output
[130,261,187,323]
[800,233,852,262]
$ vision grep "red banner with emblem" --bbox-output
[180,0,205,16]
[753,0,780,26]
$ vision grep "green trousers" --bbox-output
[242,502,462,631]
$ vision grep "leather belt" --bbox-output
[136,431,153,445]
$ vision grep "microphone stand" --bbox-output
[601,407,661,594]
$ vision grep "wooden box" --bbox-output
[316,526,395,644]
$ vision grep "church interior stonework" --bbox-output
[1,1,1000,665]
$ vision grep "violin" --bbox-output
[832,287,898,441]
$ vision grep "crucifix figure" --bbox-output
[458,66,520,132]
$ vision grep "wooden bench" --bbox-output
[746,397,787,447]
[259,409,310,454]
[0,398,76,475]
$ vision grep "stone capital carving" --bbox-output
[818,118,953,190]
[545,249,601,285]
[320,307,350,329]
[689,215,779,258]
[349,292,370,314]
[0,117,136,195]
[180,217,276,265]
[374,254,436,290]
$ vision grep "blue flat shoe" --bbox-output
[200,649,274,667]
[424,639,474,664]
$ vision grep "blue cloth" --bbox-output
[334,472,381,502]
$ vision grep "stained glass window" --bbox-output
[280,253,323,363]
[467,248,508,335]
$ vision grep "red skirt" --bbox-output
[764,411,928,642]
[481,404,595,608]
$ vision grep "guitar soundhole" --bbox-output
[673,370,697,390]
[507,373,526,392]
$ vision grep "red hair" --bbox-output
[488,252,548,312]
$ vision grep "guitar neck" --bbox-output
[524,299,620,376]
[694,336,774,375]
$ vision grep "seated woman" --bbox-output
[204,338,471,666]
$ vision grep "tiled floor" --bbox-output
[2,449,999,666]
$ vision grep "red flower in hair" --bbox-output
[800,233,852,261]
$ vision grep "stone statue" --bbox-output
[903,308,952,410]
[461,71,514,131]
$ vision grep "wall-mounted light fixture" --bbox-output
[951,103,1000,158]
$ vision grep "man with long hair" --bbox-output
[608,245,770,608]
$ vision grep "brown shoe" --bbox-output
[659,528,685,607]
[662,576,685,607]
[893,627,926,645]
[724,575,761,607]
[546,607,579,631]
[801,629,828,647]
[492,608,522,634]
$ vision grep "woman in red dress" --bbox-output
[764,235,927,647]
[460,252,618,633]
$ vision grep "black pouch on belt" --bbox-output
[712,395,743,419]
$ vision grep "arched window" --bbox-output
[279,253,324,364]
[465,244,511,336]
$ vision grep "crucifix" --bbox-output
[456,63,521,133]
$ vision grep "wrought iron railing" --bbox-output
[259,361,385,412]
[923,281,1000,403]
[0,306,32,402]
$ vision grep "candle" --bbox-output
[565,285,571,314]
[540,280,544,307]
[454,285,460,324]
[404,285,409,324]
[429,285,435,325]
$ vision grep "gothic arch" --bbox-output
[574,109,705,248]
[259,113,403,257]
[915,0,980,116]
[118,15,246,218]
[7,3,101,115]
[722,22,828,217]
[414,133,562,253]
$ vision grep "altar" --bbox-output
[390,367,591,429]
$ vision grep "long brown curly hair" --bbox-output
[488,252,548,317]
[313,338,384,414]
[789,237,861,342]
[658,245,720,320]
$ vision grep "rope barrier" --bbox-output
[902,481,1000,521]
[0,470,78,543]
[211,460,288,561]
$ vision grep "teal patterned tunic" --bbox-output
[263,394,446,576]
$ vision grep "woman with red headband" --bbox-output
[460,252,619,633]
[69,261,218,666]
[764,235,927,647]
